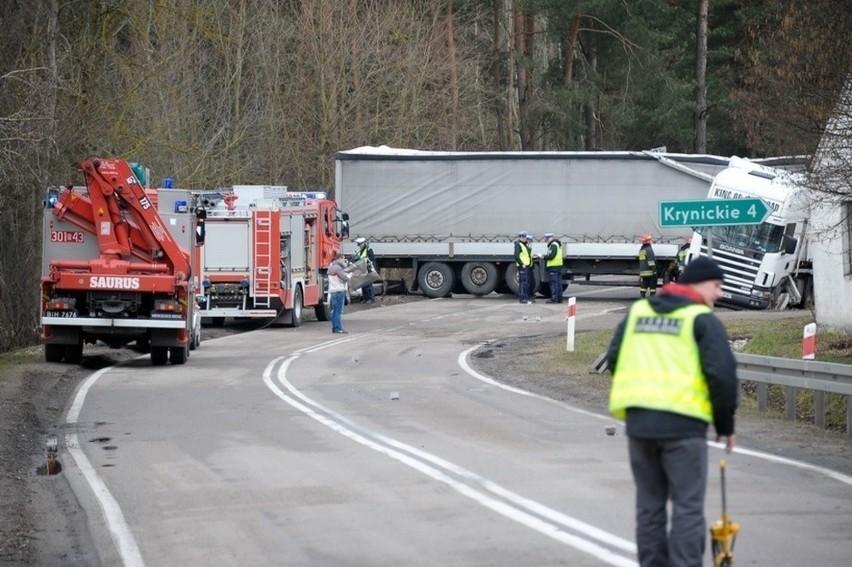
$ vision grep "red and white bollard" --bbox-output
[566,297,577,352]
[802,322,816,360]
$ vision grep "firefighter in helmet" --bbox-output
[638,234,657,298]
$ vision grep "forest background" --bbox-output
[1,0,850,353]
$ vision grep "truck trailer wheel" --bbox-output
[504,264,541,295]
[417,262,455,298]
[461,262,499,296]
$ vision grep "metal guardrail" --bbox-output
[736,353,852,435]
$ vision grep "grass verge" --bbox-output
[550,315,852,432]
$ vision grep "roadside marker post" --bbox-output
[802,323,816,360]
[566,297,577,352]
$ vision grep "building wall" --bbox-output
[810,76,852,333]
[811,200,852,333]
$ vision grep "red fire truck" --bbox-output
[196,185,349,326]
[40,158,204,365]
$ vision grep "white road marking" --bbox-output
[66,366,146,567]
[266,354,639,566]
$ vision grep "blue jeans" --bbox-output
[518,267,531,302]
[628,436,708,567]
[330,291,345,332]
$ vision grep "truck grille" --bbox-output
[701,245,762,296]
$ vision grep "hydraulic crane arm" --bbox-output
[51,158,191,278]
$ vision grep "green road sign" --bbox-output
[658,198,770,228]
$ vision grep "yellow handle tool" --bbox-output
[709,459,740,566]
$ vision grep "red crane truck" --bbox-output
[195,185,349,327]
[40,158,203,365]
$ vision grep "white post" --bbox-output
[566,296,577,352]
[802,322,816,360]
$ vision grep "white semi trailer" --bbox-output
[335,146,796,299]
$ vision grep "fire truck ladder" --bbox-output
[252,210,273,308]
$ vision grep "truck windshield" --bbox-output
[710,222,785,253]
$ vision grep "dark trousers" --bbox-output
[548,268,563,302]
[517,266,531,302]
[640,275,657,297]
[628,436,708,567]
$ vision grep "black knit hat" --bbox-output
[680,256,725,284]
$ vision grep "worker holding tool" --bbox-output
[606,256,739,567]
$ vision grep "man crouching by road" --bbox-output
[606,256,738,567]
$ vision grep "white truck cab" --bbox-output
[690,156,811,309]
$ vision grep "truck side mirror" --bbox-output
[782,235,797,255]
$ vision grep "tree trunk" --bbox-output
[694,0,708,153]
[445,0,459,150]
[514,5,535,150]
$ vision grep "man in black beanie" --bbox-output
[606,255,738,567]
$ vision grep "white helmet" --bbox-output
[354,237,366,245]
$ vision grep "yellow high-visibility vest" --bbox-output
[609,301,713,423]
[546,242,563,268]
[518,242,532,267]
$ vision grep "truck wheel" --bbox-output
[170,345,189,365]
[65,343,83,364]
[461,262,498,296]
[290,287,303,328]
[417,262,455,298]
[504,264,541,295]
[151,346,168,366]
[315,300,330,321]
[45,344,64,363]
[504,264,519,294]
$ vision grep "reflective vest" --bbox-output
[609,301,713,423]
[357,246,371,260]
[638,245,656,277]
[546,241,563,268]
[676,246,688,273]
[518,242,532,267]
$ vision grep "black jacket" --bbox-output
[606,286,738,439]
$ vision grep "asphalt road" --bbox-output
[63,292,852,566]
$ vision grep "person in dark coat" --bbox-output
[638,234,657,298]
[607,256,738,567]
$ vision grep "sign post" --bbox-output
[566,297,577,352]
[659,198,770,259]
[658,198,770,228]
[802,323,817,360]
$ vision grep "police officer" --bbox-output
[606,256,738,567]
[638,234,657,298]
[514,231,533,304]
[543,232,563,303]
[353,237,376,304]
